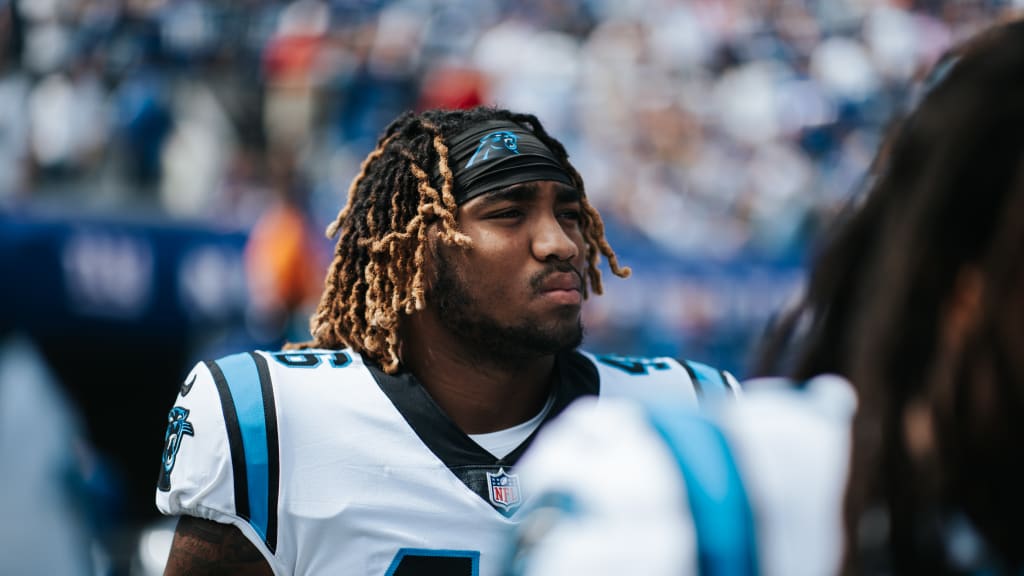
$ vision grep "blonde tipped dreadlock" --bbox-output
[288,107,629,373]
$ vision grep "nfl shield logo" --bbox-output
[487,468,521,512]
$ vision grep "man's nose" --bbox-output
[532,215,580,262]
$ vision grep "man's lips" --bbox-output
[535,271,583,305]
[538,272,582,293]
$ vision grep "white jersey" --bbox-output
[156,348,737,576]
[507,374,856,576]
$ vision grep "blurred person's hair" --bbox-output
[757,18,1024,573]
[842,20,1024,573]
[287,106,628,373]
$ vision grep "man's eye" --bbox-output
[559,210,582,221]
[490,209,524,219]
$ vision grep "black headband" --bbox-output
[443,120,575,204]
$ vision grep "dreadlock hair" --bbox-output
[828,20,1024,574]
[287,106,630,373]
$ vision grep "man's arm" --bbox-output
[164,516,274,576]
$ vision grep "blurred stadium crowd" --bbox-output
[0,0,1020,574]
[2,0,1018,359]
[1,0,1009,229]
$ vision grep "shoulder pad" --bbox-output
[580,351,738,407]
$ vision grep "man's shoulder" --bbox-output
[721,374,856,431]
[181,348,396,450]
[194,347,376,394]
[256,347,368,372]
[575,349,739,403]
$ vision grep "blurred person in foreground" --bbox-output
[155,106,738,575]
[505,18,1024,576]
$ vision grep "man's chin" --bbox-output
[538,321,585,354]
[484,320,584,360]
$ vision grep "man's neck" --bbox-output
[400,317,557,435]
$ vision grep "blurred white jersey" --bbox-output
[507,374,856,576]
[155,348,737,576]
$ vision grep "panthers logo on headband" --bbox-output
[157,406,195,491]
[466,131,519,168]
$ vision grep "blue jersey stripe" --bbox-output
[684,360,733,398]
[680,361,705,399]
[647,406,759,576]
[215,353,272,546]
[250,352,280,553]
[205,360,249,521]
[385,548,480,576]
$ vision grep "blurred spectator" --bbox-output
[0,35,29,203]
[416,61,487,111]
[331,2,421,154]
[159,77,236,218]
[26,66,107,188]
[111,64,173,196]
[243,160,325,344]
[261,0,330,161]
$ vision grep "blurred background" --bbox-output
[0,0,1019,573]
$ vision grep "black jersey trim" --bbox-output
[208,353,279,553]
[503,350,599,463]
[682,359,734,400]
[370,366,494,466]
[368,350,599,513]
[680,360,704,399]
[719,369,737,396]
[206,359,250,521]
[250,352,280,553]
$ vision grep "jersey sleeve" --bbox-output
[154,359,283,573]
[715,374,855,576]
[676,357,742,400]
[510,397,698,576]
[509,375,855,576]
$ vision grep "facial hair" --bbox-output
[432,257,584,363]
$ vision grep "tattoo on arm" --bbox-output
[164,516,273,576]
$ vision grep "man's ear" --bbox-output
[421,224,443,292]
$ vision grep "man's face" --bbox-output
[431,180,588,360]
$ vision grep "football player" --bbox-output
[156,106,738,575]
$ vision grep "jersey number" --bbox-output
[270,351,351,368]
[597,354,670,375]
[385,548,479,576]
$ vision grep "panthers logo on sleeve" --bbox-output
[158,406,195,491]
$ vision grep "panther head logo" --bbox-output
[466,131,519,168]
[157,406,195,491]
